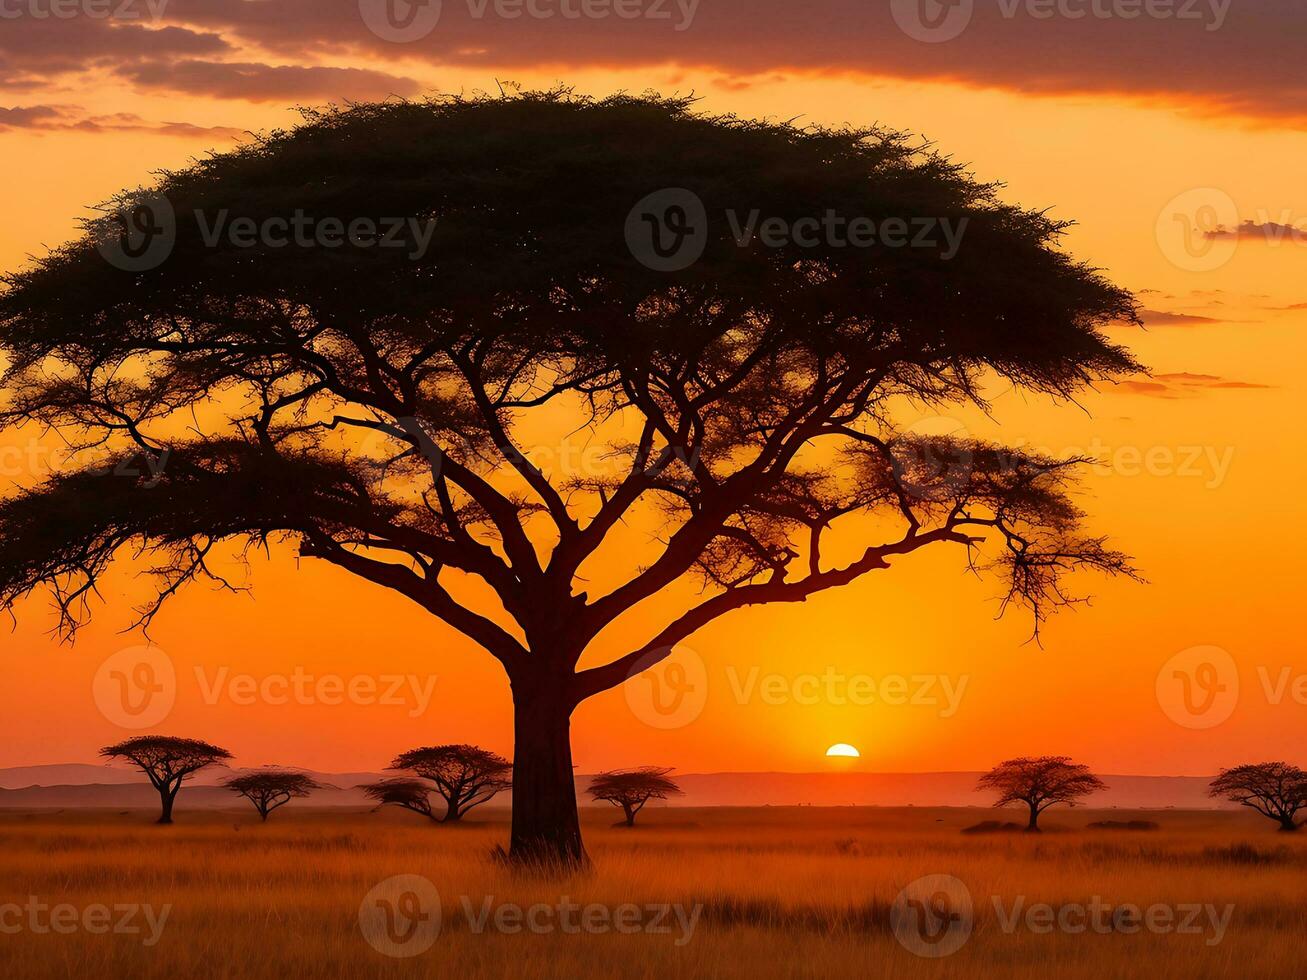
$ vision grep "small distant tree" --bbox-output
[587,767,682,826]
[977,756,1106,831]
[100,735,232,824]
[223,769,321,821]
[360,778,442,821]
[389,745,513,822]
[1209,762,1307,832]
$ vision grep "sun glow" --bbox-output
[825,743,860,758]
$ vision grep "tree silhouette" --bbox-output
[1209,762,1307,832]
[388,744,513,822]
[100,736,231,824]
[977,756,1106,831]
[587,767,682,826]
[360,778,442,821]
[223,769,321,821]
[0,91,1139,867]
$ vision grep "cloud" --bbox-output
[1203,219,1307,243]
[152,0,1307,126]
[0,104,245,139]
[2,1,1304,125]
[112,59,421,102]
[0,20,229,89]
[1136,310,1221,327]
[1114,372,1272,399]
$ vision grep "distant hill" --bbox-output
[0,765,1231,810]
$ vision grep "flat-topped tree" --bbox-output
[1209,762,1307,832]
[977,756,1107,831]
[360,778,442,821]
[390,744,513,822]
[223,769,321,822]
[101,736,232,824]
[0,90,1139,868]
[587,767,682,826]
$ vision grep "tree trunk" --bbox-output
[622,803,636,827]
[1025,803,1040,832]
[443,798,462,823]
[509,689,586,869]
[1277,816,1299,832]
[158,788,176,825]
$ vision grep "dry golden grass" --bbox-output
[1,805,1304,978]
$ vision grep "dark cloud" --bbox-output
[1,0,1302,123]
[154,0,1306,125]
[113,59,421,101]
[1203,219,1307,242]
[1136,310,1221,326]
[0,103,245,139]
[1115,372,1271,399]
[0,20,229,88]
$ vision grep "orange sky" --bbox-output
[1,4,1304,778]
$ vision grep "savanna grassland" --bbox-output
[1,806,1303,979]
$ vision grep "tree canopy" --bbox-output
[223,768,322,821]
[587,766,682,825]
[389,744,513,821]
[1209,762,1307,831]
[101,735,232,824]
[977,755,1106,829]
[1,89,1141,865]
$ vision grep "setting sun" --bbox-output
[825,744,860,759]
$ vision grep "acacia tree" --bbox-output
[587,767,682,826]
[360,778,442,821]
[0,91,1139,867]
[223,769,321,821]
[1209,762,1307,832]
[389,744,513,822]
[100,736,231,824]
[977,756,1107,831]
